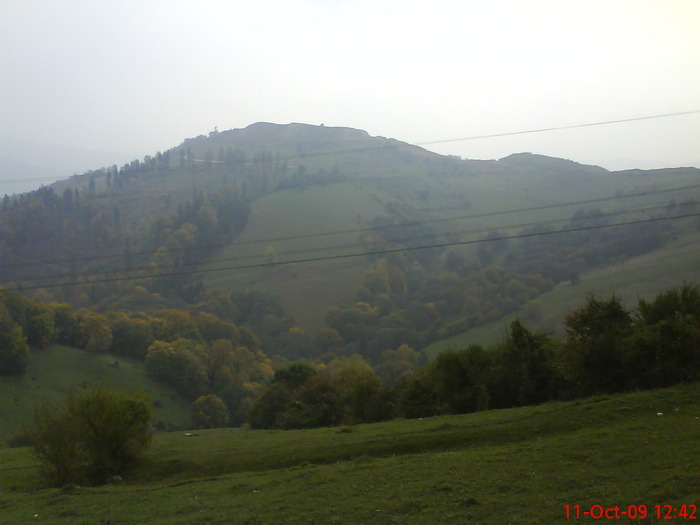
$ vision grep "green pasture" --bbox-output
[204,182,387,329]
[0,346,191,443]
[1,383,698,524]
[203,163,699,334]
[425,229,700,357]
[77,144,700,339]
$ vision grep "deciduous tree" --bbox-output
[0,306,29,376]
[192,394,229,429]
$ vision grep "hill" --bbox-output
[425,229,700,355]
[1,122,699,357]
[1,382,698,523]
[0,345,191,443]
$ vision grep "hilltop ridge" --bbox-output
[1,120,698,343]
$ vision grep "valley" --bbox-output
[5,3,699,523]
[1,122,698,489]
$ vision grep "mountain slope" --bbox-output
[1,122,698,342]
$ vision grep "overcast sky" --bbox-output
[1,0,699,193]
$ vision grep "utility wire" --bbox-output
[2,110,698,187]
[3,110,698,286]
[7,211,699,292]
[169,202,690,267]
[3,181,699,272]
[417,110,700,146]
[10,200,693,285]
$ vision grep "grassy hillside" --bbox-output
[3,122,698,343]
[0,346,191,443]
[1,383,698,524]
[199,139,700,333]
[204,181,387,330]
[425,229,700,356]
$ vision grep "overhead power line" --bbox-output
[3,181,699,273]
[2,110,698,187]
[9,200,694,286]
[7,211,699,292]
[417,110,700,146]
[3,110,698,290]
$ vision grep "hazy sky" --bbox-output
[2,0,699,192]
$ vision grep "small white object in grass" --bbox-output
[657,412,663,416]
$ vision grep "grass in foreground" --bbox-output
[1,383,698,524]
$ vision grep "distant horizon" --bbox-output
[3,118,700,196]
[3,1,698,194]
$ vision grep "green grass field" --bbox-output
[425,229,700,357]
[202,164,699,335]
[0,346,191,443]
[46,124,700,340]
[204,182,388,330]
[1,383,698,524]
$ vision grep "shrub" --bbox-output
[31,387,152,487]
[0,322,29,376]
[145,339,207,399]
[247,383,291,429]
[192,394,229,429]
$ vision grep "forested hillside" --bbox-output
[1,123,699,433]
[2,124,697,330]
[3,281,699,436]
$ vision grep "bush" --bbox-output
[31,387,152,487]
[145,339,207,399]
[0,322,29,376]
[0,303,30,376]
[192,394,229,429]
[247,383,291,429]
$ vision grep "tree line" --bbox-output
[0,141,349,312]
[247,284,700,429]
[13,283,699,490]
[0,287,272,426]
[0,182,250,309]
[3,277,698,431]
